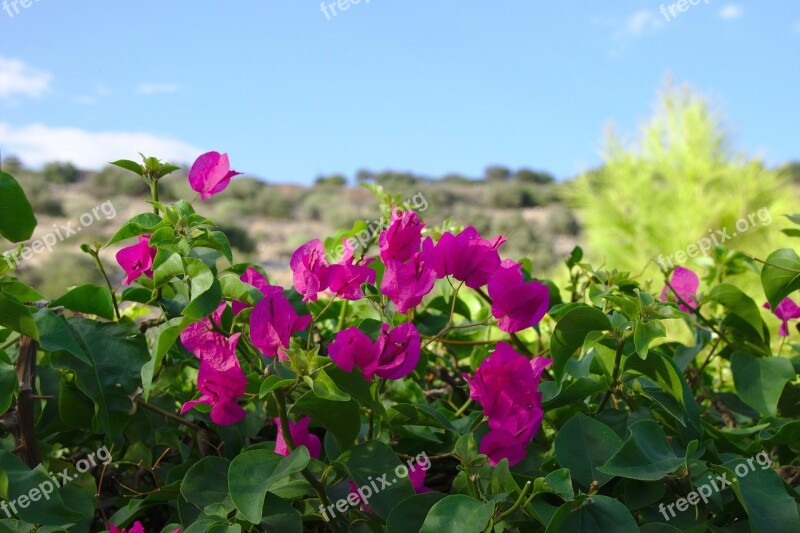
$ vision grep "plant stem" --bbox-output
[135,397,202,431]
[89,250,121,320]
[336,300,348,331]
[595,339,624,414]
[273,391,340,533]
[495,481,533,521]
[0,335,20,351]
[150,179,160,215]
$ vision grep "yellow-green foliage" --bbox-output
[570,84,796,278]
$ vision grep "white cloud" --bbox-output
[719,5,742,20]
[135,82,180,96]
[0,56,52,99]
[625,10,662,37]
[0,123,202,169]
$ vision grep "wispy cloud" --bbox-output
[624,10,662,37]
[719,5,742,20]
[0,56,52,99]
[135,82,180,96]
[0,123,201,169]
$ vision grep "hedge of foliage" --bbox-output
[0,153,798,532]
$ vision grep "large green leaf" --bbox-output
[761,249,800,309]
[336,441,416,519]
[181,456,233,515]
[291,391,360,451]
[0,450,82,525]
[418,495,494,533]
[554,413,622,488]
[51,284,116,320]
[550,306,612,381]
[708,284,766,341]
[386,493,447,533]
[141,315,193,397]
[33,308,91,365]
[546,495,638,533]
[228,448,309,524]
[106,213,162,246]
[598,420,683,481]
[730,352,795,417]
[0,291,38,340]
[183,257,223,319]
[0,171,37,242]
[724,458,799,533]
[49,319,149,437]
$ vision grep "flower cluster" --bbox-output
[465,343,552,466]
[114,152,553,468]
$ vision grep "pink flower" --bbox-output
[433,227,506,289]
[660,266,699,312]
[764,297,800,336]
[116,234,156,285]
[188,151,242,200]
[328,239,376,301]
[379,208,424,263]
[328,327,378,379]
[374,323,421,380]
[464,342,551,467]
[232,267,282,315]
[274,416,321,458]
[488,259,549,333]
[328,323,421,381]
[249,290,312,360]
[110,522,145,533]
[291,239,331,302]
[381,237,437,314]
[408,467,432,493]
[479,429,529,467]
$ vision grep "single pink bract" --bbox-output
[291,239,331,302]
[374,322,421,380]
[188,151,242,200]
[489,259,549,333]
[116,234,156,285]
[381,237,437,313]
[764,297,800,336]
[328,327,378,379]
[249,289,312,359]
[659,266,699,312]
[328,239,376,301]
[274,416,321,459]
[379,207,424,263]
[433,227,506,288]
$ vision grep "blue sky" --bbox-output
[0,1,798,183]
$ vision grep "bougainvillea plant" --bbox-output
[0,155,798,532]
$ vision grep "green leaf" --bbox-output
[550,306,611,381]
[0,359,17,413]
[554,413,622,488]
[761,249,800,309]
[110,159,144,176]
[546,495,638,533]
[304,369,351,402]
[386,492,447,533]
[633,319,666,359]
[291,391,360,450]
[0,291,38,340]
[541,376,608,409]
[726,457,799,532]
[106,213,162,246]
[258,375,294,398]
[0,450,82,525]
[260,493,303,532]
[598,419,683,481]
[419,495,494,533]
[33,308,91,365]
[142,316,194,397]
[49,319,149,437]
[181,457,233,514]
[229,448,310,524]
[183,258,223,319]
[336,440,416,519]
[730,352,795,417]
[708,284,766,341]
[0,171,37,242]
[51,284,116,320]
